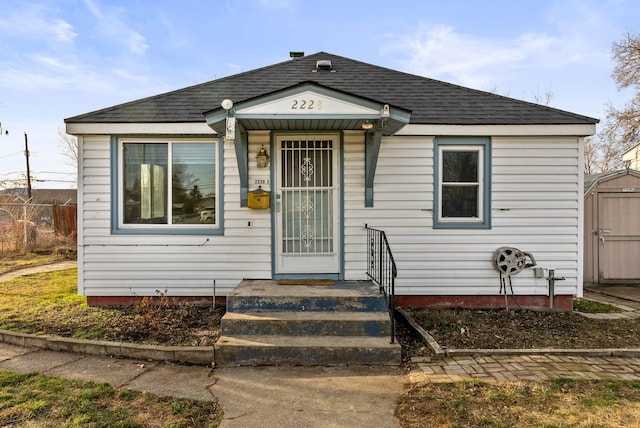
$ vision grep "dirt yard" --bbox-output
[398,305,640,361]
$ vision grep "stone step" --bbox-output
[214,335,401,367]
[226,280,387,313]
[221,311,392,337]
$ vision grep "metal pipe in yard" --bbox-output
[547,269,564,311]
[548,269,555,310]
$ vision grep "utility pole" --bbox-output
[24,132,32,200]
[0,125,32,198]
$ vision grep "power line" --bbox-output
[0,151,23,159]
[32,171,76,175]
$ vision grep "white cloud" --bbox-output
[29,54,78,72]
[380,14,613,96]
[82,0,102,18]
[155,11,190,50]
[126,32,149,55]
[50,18,77,43]
[256,0,296,10]
[0,4,76,43]
[226,63,243,73]
[82,0,149,55]
[381,23,564,90]
[0,58,161,98]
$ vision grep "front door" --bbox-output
[275,134,340,274]
[598,192,640,283]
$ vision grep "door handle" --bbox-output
[600,236,605,243]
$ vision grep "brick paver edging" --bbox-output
[446,348,640,358]
[409,354,640,383]
[0,329,214,366]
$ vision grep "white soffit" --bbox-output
[65,122,216,136]
[394,124,597,136]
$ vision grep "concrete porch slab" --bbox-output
[229,280,382,298]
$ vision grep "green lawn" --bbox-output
[0,369,221,427]
[398,378,640,427]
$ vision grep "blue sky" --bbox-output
[0,0,638,189]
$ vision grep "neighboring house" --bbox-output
[623,143,640,171]
[65,52,597,310]
[584,169,640,285]
[0,188,77,205]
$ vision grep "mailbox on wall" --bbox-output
[247,186,270,209]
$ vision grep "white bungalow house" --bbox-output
[65,51,597,312]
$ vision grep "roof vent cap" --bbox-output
[316,60,333,70]
[290,51,304,59]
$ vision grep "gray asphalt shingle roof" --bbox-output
[65,52,598,125]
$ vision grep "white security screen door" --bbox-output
[275,134,340,274]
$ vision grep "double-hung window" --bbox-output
[115,138,220,234]
[434,137,491,229]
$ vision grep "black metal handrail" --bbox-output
[365,225,397,344]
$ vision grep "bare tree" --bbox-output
[584,134,624,174]
[0,176,29,194]
[57,127,78,166]
[56,127,78,187]
[596,32,640,171]
[584,136,600,175]
[612,32,640,88]
[531,85,554,106]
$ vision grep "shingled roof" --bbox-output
[65,51,598,126]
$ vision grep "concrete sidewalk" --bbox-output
[0,342,403,428]
[584,286,640,312]
[0,260,77,282]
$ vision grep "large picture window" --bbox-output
[434,137,491,229]
[117,139,219,232]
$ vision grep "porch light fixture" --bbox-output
[361,120,374,130]
[221,99,233,110]
[256,145,270,168]
[221,99,235,140]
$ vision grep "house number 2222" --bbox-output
[291,99,323,110]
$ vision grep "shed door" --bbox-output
[275,135,340,274]
[598,192,640,283]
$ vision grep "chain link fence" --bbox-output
[0,201,77,256]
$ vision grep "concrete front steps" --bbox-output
[214,280,400,366]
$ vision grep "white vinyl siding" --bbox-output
[78,132,272,297]
[79,129,581,300]
[343,135,580,298]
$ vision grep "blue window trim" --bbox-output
[433,136,491,229]
[110,135,224,236]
